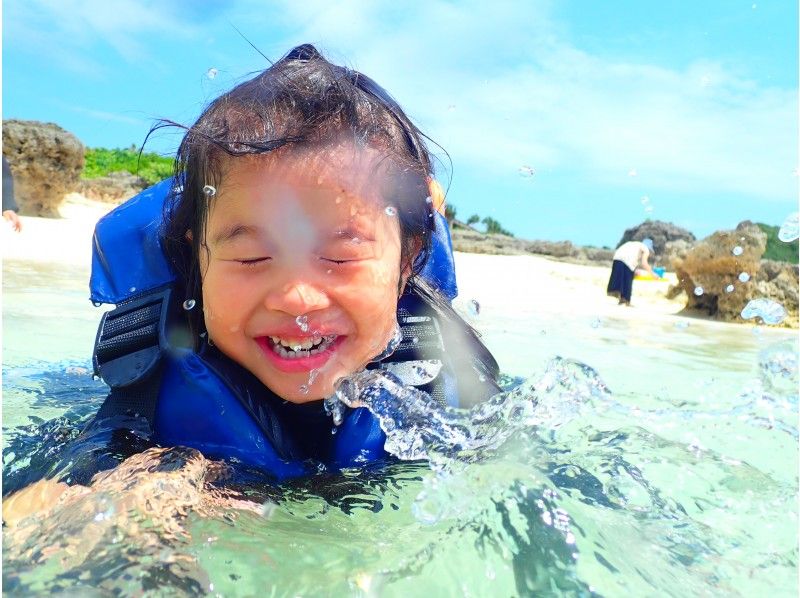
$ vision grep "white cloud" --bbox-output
[62,104,148,126]
[246,0,797,202]
[5,0,201,75]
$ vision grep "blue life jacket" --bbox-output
[89,178,498,480]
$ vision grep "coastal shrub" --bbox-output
[482,216,514,237]
[467,214,480,225]
[757,223,799,264]
[445,204,457,223]
[83,146,174,186]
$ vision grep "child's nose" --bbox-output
[263,279,330,316]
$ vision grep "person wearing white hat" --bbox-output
[606,238,661,305]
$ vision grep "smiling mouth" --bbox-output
[266,335,338,359]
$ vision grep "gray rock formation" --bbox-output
[79,170,148,203]
[617,220,696,264]
[2,120,84,216]
[450,228,613,265]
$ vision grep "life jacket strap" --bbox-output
[93,286,178,389]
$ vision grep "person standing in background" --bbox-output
[3,156,23,232]
[607,238,660,306]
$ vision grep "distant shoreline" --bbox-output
[4,193,796,331]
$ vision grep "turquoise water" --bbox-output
[2,259,798,596]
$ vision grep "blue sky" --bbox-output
[3,0,797,247]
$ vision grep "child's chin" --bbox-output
[272,379,335,404]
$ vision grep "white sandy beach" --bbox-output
[0,193,748,332]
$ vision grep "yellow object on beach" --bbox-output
[634,271,676,283]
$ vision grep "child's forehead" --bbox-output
[222,142,395,201]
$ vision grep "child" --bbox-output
[18,45,503,493]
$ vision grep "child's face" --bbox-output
[198,148,407,403]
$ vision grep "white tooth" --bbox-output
[299,339,314,350]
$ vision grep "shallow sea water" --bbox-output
[2,259,798,597]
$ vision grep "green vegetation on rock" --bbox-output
[481,216,514,237]
[757,223,799,264]
[83,146,174,186]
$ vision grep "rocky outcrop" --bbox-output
[450,228,614,264]
[617,220,696,265]
[668,221,798,326]
[753,260,799,325]
[2,120,84,216]
[79,171,148,203]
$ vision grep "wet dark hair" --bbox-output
[156,44,440,339]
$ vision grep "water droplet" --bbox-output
[299,384,309,395]
[694,286,704,296]
[385,206,397,217]
[640,195,650,205]
[518,165,535,178]
[425,196,433,204]
[778,212,799,242]
[206,67,218,79]
[725,284,735,293]
[203,184,216,198]
[308,368,319,386]
[129,286,137,293]
[673,321,690,329]
[644,206,654,213]
[331,427,338,435]
[411,336,419,344]
[732,246,743,256]
[183,299,196,311]
[326,269,332,275]
[478,373,487,382]
[295,315,309,332]
[92,301,103,307]
[468,299,481,316]
[590,317,602,328]
[92,373,101,381]
[738,272,750,283]
[741,298,787,325]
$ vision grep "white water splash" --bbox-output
[741,299,787,325]
[326,357,611,467]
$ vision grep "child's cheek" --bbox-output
[201,274,246,337]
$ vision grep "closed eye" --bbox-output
[237,257,271,266]
[321,257,353,265]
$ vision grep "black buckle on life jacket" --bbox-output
[389,305,446,363]
[93,286,176,388]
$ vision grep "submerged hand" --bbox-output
[3,478,69,527]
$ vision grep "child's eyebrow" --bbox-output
[331,226,375,242]
[210,223,261,246]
